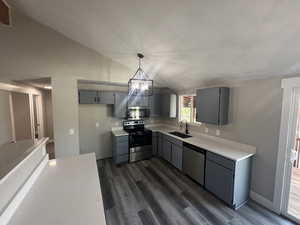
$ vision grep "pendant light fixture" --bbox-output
[128,53,153,96]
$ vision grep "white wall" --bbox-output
[0,10,135,158]
[79,105,118,159]
[165,77,282,202]
[0,90,12,146]
[0,10,133,82]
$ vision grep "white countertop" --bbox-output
[7,153,106,225]
[148,125,256,161]
[111,127,128,136]
[0,138,48,179]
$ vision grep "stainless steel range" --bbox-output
[123,120,152,162]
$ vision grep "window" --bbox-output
[179,95,200,124]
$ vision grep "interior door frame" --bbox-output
[274,77,300,223]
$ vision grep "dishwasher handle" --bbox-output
[183,142,206,155]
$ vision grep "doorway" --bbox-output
[11,92,32,140]
[277,84,300,223]
[282,89,300,222]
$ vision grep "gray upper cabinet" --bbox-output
[161,93,177,118]
[79,90,115,104]
[196,87,229,125]
[78,90,99,104]
[113,92,128,118]
[149,93,161,117]
[100,91,114,104]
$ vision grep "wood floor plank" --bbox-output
[138,208,159,225]
[98,158,298,225]
[136,180,174,225]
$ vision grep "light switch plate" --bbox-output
[216,129,220,136]
[96,122,100,128]
[69,129,75,135]
[205,127,209,133]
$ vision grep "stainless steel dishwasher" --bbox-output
[183,142,206,185]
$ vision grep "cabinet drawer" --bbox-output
[207,152,235,170]
[115,135,128,143]
[164,135,183,146]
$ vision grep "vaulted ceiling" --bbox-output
[10,0,300,89]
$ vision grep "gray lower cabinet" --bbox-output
[171,144,183,170]
[159,133,183,170]
[205,152,252,209]
[152,132,158,156]
[163,140,172,162]
[113,92,128,118]
[112,134,129,164]
[157,134,164,157]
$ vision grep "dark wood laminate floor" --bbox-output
[97,158,297,225]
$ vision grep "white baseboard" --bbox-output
[250,190,277,213]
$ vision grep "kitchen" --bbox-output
[1,1,300,225]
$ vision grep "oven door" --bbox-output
[129,132,152,147]
[129,132,152,162]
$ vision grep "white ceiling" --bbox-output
[10,0,300,89]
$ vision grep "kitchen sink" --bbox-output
[169,131,192,139]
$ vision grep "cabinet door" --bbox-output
[171,144,183,170]
[205,159,234,205]
[158,135,163,157]
[79,90,98,104]
[100,91,114,104]
[152,135,158,156]
[163,140,172,162]
[113,92,128,118]
[161,93,170,117]
[196,88,220,124]
[150,93,161,117]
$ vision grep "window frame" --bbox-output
[178,94,201,125]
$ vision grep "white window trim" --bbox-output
[178,94,201,126]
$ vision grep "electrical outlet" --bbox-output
[69,129,75,135]
[205,127,209,133]
[216,129,220,136]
